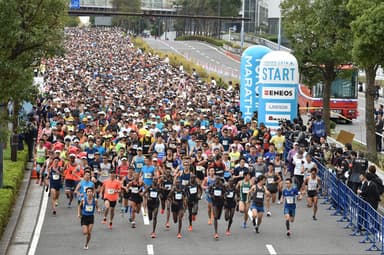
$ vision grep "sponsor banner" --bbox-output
[262,87,295,100]
[258,51,299,128]
[266,102,291,112]
[240,46,271,124]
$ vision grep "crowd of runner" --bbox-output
[31,27,329,249]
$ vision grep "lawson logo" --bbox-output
[261,87,295,100]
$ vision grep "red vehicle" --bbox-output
[298,67,358,123]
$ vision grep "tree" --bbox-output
[281,0,353,135]
[0,0,67,160]
[111,0,141,32]
[348,0,384,159]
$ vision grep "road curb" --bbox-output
[0,162,34,255]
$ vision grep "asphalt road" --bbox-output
[144,38,240,81]
[33,190,377,255]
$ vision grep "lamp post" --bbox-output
[277,0,282,50]
[240,0,245,49]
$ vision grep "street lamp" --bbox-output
[277,0,282,50]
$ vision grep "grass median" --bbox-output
[0,143,28,239]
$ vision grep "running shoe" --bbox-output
[286,230,291,236]
[129,217,133,223]
[160,209,164,214]
[267,211,271,217]
[55,201,58,206]
[165,222,170,229]
[151,232,156,238]
[132,222,136,228]
[177,233,182,239]
[83,245,88,250]
[109,222,113,229]
[242,222,247,229]
[252,218,256,227]
[67,202,71,208]
[276,201,281,205]
[313,216,317,221]
[188,225,193,232]
[214,233,219,239]
[101,218,107,224]
[225,230,231,236]
[255,226,259,233]
[53,210,56,216]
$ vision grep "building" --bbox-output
[141,0,174,9]
[265,0,280,35]
[243,0,269,34]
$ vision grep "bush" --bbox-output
[0,146,27,238]
[330,120,336,130]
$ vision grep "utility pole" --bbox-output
[240,0,245,49]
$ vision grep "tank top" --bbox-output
[147,187,160,201]
[308,177,318,191]
[180,172,191,187]
[164,157,174,170]
[134,156,145,173]
[188,184,199,202]
[49,167,61,182]
[36,146,46,163]
[82,196,96,216]
[253,185,265,206]
[273,161,283,174]
[206,176,215,192]
[118,164,129,177]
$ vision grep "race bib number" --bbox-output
[175,192,182,200]
[308,182,317,191]
[242,187,249,194]
[52,174,60,180]
[267,178,274,184]
[107,188,115,195]
[136,163,143,168]
[102,170,109,177]
[255,172,262,178]
[165,184,172,190]
[214,189,222,196]
[286,196,294,204]
[182,179,189,186]
[150,191,158,198]
[196,166,205,172]
[144,173,152,179]
[239,171,244,177]
[189,187,197,194]
[227,191,234,198]
[131,187,139,193]
[88,154,94,159]
[85,205,93,212]
[166,162,173,168]
[275,167,282,173]
[222,140,228,145]
[256,192,264,199]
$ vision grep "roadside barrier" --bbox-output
[286,139,383,253]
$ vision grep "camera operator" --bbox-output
[347,151,368,193]
[332,148,350,183]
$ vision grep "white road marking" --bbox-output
[266,244,277,255]
[28,191,48,255]
[147,244,154,255]
[141,206,150,225]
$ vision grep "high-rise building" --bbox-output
[243,0,269,34]
[265,0,280,35]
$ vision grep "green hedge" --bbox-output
[0,145,28,238]
[132,37,228,88]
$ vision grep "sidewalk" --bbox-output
[0,161,43,255]
[6,182,42,255]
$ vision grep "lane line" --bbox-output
[147,244,154,255]
[266,244,277,255]
[28,191,49,255]
[141,206,150,225]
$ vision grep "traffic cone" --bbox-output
[31,161,38,179]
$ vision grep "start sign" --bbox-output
[258,51,299,130]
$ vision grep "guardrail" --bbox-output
[286,141,384,254]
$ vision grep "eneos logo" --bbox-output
[261,87,295,100]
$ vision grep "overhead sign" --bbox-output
[70,0,80,9]
[239,45,271,124]
[258,51,299,130]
